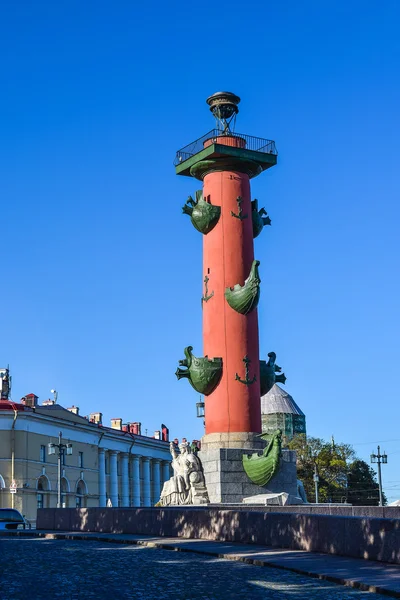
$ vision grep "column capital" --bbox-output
[131,454,142,460]
[141,456,150,463]
[98,447,105,455]
[108,450,119,456]
[152,458,161,465]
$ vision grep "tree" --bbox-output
[288,434,355,503]
[288,435,387,505]
[347,459,387,506]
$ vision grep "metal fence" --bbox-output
[174,129,278,166]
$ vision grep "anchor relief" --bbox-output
[235,355,257,386]
[231,196,248,220]
[175,346,222,396]
[201,274,214,304]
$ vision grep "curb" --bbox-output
[7,531,400,599]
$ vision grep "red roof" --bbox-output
[0,400,27,411]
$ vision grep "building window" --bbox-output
[76,481,85,508]
[60,477,68,508]
[40,445,46,463]
[37,493,44,509]
[78,452,83,468]
[37,475,48,491]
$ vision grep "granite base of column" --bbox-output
[198,445,301,505]
[201,432,265,451]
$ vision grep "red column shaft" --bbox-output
[202,170,261,434]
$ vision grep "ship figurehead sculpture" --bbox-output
[252,199,271,238]
[182,190,221,235]
[225,259,261,315]
[260,352,287,396]
[242,429,282,486]
[175,346,223,396]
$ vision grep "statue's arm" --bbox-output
[170,442,178,459]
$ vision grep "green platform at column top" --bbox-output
[174,130,278,179]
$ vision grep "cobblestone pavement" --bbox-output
[0,537,392,600]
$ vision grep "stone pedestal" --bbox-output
[198,445,300,505]
[201,432,265,451]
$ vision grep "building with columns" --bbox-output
[0,392,171,525]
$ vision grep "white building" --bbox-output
[0,393,171,524]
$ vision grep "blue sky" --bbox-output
[1,2,399,500]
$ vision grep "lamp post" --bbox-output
[370,445,387,507]
[196,396,205,426]
[313,464,319,504]
[308,447,319,503]
[48,431,72,508]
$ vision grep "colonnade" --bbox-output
[98,449,170,507]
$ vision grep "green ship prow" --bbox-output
[242,429,282,486]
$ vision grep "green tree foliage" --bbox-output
[288,434,354,503]
[347,459,386,506]
[288,434,385,505]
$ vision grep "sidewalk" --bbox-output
[8,530,400,598]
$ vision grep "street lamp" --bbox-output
[196,397,205,419]
[48,431,72,508]
[196,396,205,429]
[370,445,387,507]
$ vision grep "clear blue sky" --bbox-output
[1,2,399,500]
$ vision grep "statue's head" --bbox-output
[179,442,190,454]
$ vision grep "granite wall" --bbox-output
[37,507,400,565]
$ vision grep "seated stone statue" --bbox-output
[156,441,209,506]
[297,479,308,503]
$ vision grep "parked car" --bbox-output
[0,508,27,530]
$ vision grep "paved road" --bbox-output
[0,537,391,599]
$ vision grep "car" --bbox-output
[0,508,27,531]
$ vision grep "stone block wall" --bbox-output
[199,447,298,503]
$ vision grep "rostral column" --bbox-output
[175,92,286,449]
